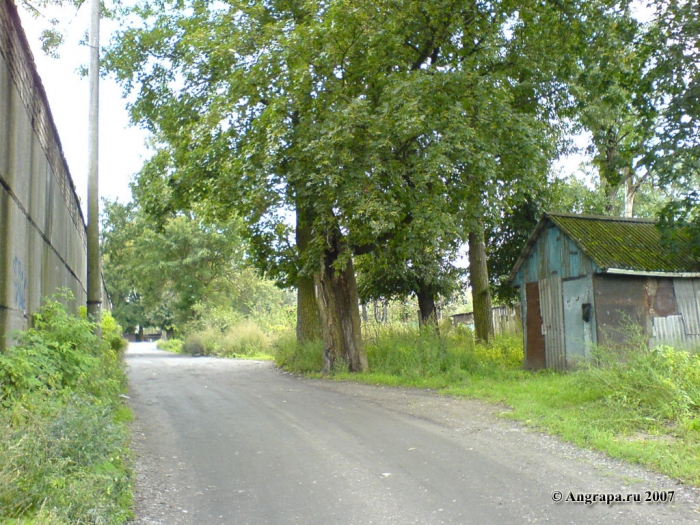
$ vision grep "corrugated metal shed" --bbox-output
[674,279,700,335]
[508,213,700,284]
[509,212,700,370]
[539,277,566,371]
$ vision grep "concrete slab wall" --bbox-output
[0,0,88,349]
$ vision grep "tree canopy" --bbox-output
[102,0,700,368]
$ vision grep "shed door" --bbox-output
[562,277,594,365]
[539,276,566,371]
[525,282,546,370]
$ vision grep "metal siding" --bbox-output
[526,281,547,369]
[649,279,678,317]
[674,279,700,335]
[539,276,566,371]
[651,315,700,349]
[520,285,527,368]
[547,225,562,277]
[561,234,571,279]
[527,248,538,283]
[562,276,594,365]
[569,250,580,278]
[538,228,548,280]
[593,274,647,347]
[580,253,593,276]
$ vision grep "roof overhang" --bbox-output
[505,214,552,286]
[602,268,700,278]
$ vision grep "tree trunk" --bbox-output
[314,234,368,374]
[297,275,322,344]
[361,302,368,323]
[296,208,322,344]
[416,282,438,329]
[604,183,619,216]
[624,177,636,218]
[469,223,494,344]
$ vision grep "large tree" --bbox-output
[101,200,248,333]
[649,1,700,250]
[107,0,629,365]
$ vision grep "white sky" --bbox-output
[17,5,150,212]
[15,2,654,216]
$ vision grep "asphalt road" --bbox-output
[125,342,700,525]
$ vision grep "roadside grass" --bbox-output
[159,321,277,361]
[275,322,700,485]
[0,296,132,524]
[156,338,184,354]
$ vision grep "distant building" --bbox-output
[450,305,521,335]
[507,213,700,370]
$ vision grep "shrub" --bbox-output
[584,342,700,424]
[275,321,524,378]
[184,321,273,358]
[102,312,128,354]
[273,334,324,373]
[0,295,132,524]
[157,338,184,353]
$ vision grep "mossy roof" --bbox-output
[508,212,700,283]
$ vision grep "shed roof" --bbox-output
[507,212,700,284]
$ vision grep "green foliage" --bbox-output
[104,0,606,316]
[276,321,523,381]
[585,341,700,424]
[102,200,293,339]
[0,297,132,524]
[0,396,132,524]
[156,338,183,354]
[102,311,128,354]
[0,298,99,400]
[184,322,274,359]
[273,334,324,374]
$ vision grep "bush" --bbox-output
[0,296,132,524]
[157,338,184,353]
[584,342,700,424]
[273,334,324,373]
[184,321,273,358]
[101,312,128,354]
[275,321,524,378]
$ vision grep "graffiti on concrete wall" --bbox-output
[12,256,27,312]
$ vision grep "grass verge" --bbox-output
[275,323,700,485]
[0,296,132,524]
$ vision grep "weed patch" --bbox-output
[183,321,276,359]
[0,296,132,524]
[157,338,184,354]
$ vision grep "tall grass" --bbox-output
[275,322,523,382]
[182,321,274,358]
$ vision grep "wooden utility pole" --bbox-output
[86,0,101,333]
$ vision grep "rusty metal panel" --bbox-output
[519,285,527,367]
[648,278,678,317]
[525,281,546,370]
[674,279,700,335]
[539,276,566,370]
[592,274,647,347]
